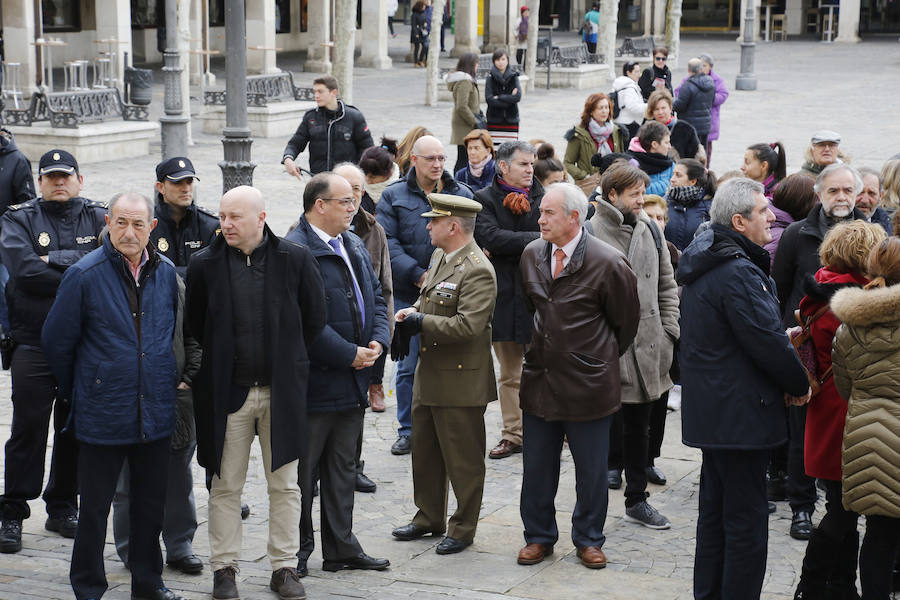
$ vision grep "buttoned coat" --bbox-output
[412,239,498,407]
[589,201,680,404]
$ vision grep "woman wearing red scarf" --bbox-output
[563,93,630,195]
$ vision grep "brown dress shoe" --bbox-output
[368,383,386,412]
[517,543,554,565]
[576,546,607,569]
[489,439,523,459]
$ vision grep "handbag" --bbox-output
[788,305,833,398]
[575,171,603,196]
[473,110,487,130]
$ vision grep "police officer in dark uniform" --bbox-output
[0,149,107,553]
[150,157,219,277]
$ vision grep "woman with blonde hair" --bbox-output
[831,237,900,600]
[793,220,887,600]
[395,126,432,175]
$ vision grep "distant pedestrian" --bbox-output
[485,49,522,148]
[741,142,787,199]
[800,130,842,177]
[673,58,716,149]
[446,53,483,174]
[581,3,600,54]
[639,46,673,101]
[564,93,630,195]
[515,6,529,66]
[410,1,429,67]
[612,61,647,138]
[387,0,398,37]
[700,54,728,164]
[455,129,496,193]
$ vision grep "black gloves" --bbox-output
[390,312,424,361]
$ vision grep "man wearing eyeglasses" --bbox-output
[284,172,391,577]
[375,135,474,456]
[639,47,673,101]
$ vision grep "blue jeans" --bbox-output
[394,299,419,438]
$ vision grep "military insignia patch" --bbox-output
[158,237,170,252]
[38,232,50,247]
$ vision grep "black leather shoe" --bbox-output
[790,510,813,540]
[296,557,308,577]
[392,522,438,540]
[323,553,390,572]
[646,465,667,486]
[45,514,78,538]
[391,435,411,455]
[240,503,250,520]
[435,537,472,555]
[356,472,377,493]
[607,469,622,490]
[131,587,185,600]
[0,519,22,553]
[167,554,203,574]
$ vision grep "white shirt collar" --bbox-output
[551,228,583,263]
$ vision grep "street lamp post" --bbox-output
[160,0,189,159]
[218,0,256,192]
[735,0,757,90]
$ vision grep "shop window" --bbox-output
[131,0,159,29]
[42,0,81,32]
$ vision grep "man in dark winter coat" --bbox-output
[672,58,716,147]
[186,186,326,600]
[0,128,35,213]
[474,141,541,459]
[284,172,390,577]
[43,191,183,600]
[0,149,106,555]
[856,167,891,234]
[772,163,865,541]
[281,75,374,178]
[375,135,473,455]
[677,178,810,600]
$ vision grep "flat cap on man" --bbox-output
[422,194,483,219]
[156,157,198,182]
[810,130,841,145]
[39,149,79,176]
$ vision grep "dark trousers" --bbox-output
[648,392,669,462]
[697,133,709,148]
[608,403,652,507]
[299,408,364,561]
[0,345,78,520]
[787,404,817,513]
[797,479,860,590]
[454,145,468,175]
[585,40,597,54]
[387,16,395,35]
[394,299,418,437]
[516,48,525,66]
[413,41,428,63]
[694,448,769,600]
[521,412,611,548]
[860,515,900,600]
[71,437,170,600]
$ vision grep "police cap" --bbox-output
[39,149,79,176]
[156,156,199,182]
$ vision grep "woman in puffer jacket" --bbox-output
[663,158,716,252]
[831,236,900,600]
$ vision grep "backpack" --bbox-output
[788,306,832,398]
[609,88,622,119]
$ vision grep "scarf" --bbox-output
[497,177,531,215]
[588,119,614,156]
[469,155,492,178]
[667,184,707,207]
[627,138,673,175]
[364,163,401,204]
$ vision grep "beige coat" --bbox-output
[447,72,481,146]
[830,283,900,517]
[589,201,680,404]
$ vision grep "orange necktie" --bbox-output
[553,248,566,278]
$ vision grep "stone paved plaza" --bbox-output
[1,33,897,600]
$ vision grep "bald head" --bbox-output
[219,185,266,254]
[412,135,443,156]
[411,135,446,190]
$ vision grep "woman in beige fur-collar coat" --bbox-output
[830,236,900,600]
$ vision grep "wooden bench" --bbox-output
[1,88,148,129]
[203,72,314,106]
[616,36,655,58]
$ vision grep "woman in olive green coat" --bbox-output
[830,237,900,600]
[447,53,482,174]
[563,92,630,195]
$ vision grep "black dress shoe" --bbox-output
[323,552,390,572]
[435,537,472,555]
[391,435,411,455]
[45,514,78,538]
[356,472,377,493]
[167,554,203,574]
[296,557,308,577]
[240,503,250,520]
[392,522,438,540]
[790,510,813,540]
[131,587,184,600]
[607,469,623,490]
[646,465,667,486]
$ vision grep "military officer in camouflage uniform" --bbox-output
[391,194,498,555]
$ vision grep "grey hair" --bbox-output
[333,162,365,181]
[109,191,154,222]
[709,178,765,227]
[687,58,703,75]
[856,166,882,189]
[699,53,714,67]
[496,141,536,165]
[814,163,863,196]
[454,216,476,234]
[547,182,588,225]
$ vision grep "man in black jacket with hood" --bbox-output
[281,75,374,178]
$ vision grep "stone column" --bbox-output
[524,0,539,92]
[360,0,392,69]
[333,0,356,104]
[305,0,333,73]
[452,0,480,56]
[1,0,37,95]
[597,0,618,73]
[425,0,447,105]
[246,0,279,73]
[664,0,682,68]
[836,0,861,42]
[481,0,492,52]
[95,0,133,88]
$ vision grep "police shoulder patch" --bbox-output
[196,204,219,219]
[87,199,109,209]
[7,199,37,211]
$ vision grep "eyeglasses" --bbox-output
[415,154,447,163]
[321,197,356,207]
[654,56,667,62]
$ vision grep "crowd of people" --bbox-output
[0,50,898,600]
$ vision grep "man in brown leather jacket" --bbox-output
[516,182,639,570]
